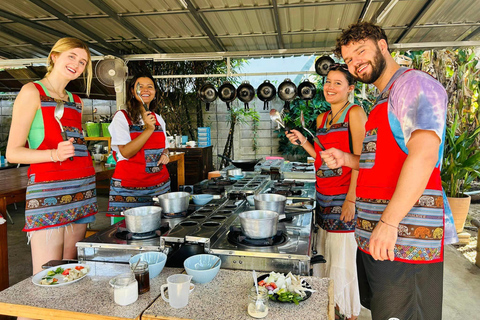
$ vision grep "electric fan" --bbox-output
[95,56,128,92]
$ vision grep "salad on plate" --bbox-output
[257,271,316,304]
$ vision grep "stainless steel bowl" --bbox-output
[239,210,279,239]
[254,193,287,214]
[123,206,162,233]
[156,191,190,214]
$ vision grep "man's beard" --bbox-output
[354,46,386,84]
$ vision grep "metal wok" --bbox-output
[217,154,262,171]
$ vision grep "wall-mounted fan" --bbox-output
[95,56,128,92]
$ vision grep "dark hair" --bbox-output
[328,64,356,86]
[334,22,388,57]
[126,72,160,124]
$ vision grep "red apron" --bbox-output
[314,104,357,232]
[355,69,444,263]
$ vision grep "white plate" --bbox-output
[32,264,90,287]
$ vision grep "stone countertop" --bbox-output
[143,269,333,320]
[0,262,183,320]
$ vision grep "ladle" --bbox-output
[300,110,326,151]
[54,101,73,161]
[269,109,301,145]
[135,83,149,113]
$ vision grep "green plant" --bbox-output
[441,114,480,198]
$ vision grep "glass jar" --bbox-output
[247,286,269,318]
[132,261,150,294]
[112,273,138,306]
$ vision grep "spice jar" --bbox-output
[112,273,138,306]
[247,286,269,318]
[133,261,150,294]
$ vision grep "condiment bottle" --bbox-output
[247,286,269,318]
[112,273,138,306]
[133,261,150,294]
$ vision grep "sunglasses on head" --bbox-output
[329,63,348,71]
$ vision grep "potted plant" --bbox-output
[441,115,480,232]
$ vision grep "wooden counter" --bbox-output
[0,265,334,320]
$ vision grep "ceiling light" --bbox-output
[376,0,399,23]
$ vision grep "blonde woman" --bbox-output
[6,38,97,281]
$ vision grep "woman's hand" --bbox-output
[56,138,75,161]
[285,129,306,146]
[142,111,156,130]
[157,154,169,165]
[340,200,355,222]
[320,148,345,169]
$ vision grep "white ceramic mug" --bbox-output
[160,274,193,308]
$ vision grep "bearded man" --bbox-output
[321,22,448,320]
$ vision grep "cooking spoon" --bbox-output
[269,109,301,145]
[252,270,266,312]
[54,101,73,161]
[300,110,326,151]
[135,83,149,113]
[210,258,221,269]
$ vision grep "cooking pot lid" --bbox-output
[237,81,255,103]
[278,78,297,101]
[198,83,218,103]
[257,80,277,101]
[218,81,237,102]
[315,55,335,76]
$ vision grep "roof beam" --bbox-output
[0,9,116,56]
[394,0,436,43]
[28,0,120,55]
[371,0,399,23]
[358,0,373,22]
[271,0,285,49]
[0,24,51,56]
[181,0,226,52]
[0,49,19,59]
[88,0,165,53]
[462,27,480,41]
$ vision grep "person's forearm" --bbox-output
[346,169,359,201]
[119,128,154,158]
[301,141,317,158]
[6,146,57,164]
[380,147,438,226]
[345,153,360,170]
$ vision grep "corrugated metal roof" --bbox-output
[0,0,478,61]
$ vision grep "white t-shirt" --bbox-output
[108,110,169,162]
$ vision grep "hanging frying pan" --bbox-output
[297,79,317,108]
[277,78,297,113]
[315,55,335,76]
[198,83,218,111]
[237,81,255,111]
[257,80,276,110]
[218,81,237,110]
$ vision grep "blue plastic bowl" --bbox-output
[129,252,167,279]
[184,254,221,284]
[246,195,255,206]
[192,194,214,205]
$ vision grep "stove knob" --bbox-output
[238,260,243,264]
[233,260,237,264]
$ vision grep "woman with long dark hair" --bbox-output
[286,65,367,320]
[107,73,170,213]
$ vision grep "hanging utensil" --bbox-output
[218,81,237,110]
[54,101,73,161]
[198,83,218,111]
[297,79,317,108]
[135,83,149,113]
[277,78,297,113]
[256,80,276,110]
[269,109,301,145]
[315,55,335,76]
[237,81,255,111]
[300,110,326,151]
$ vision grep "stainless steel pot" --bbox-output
[123,206,162,233]
[156,191,190,214]
[254,193,287,214]
[227,168,242,176]
[238,210,279,239]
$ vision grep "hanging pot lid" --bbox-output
[198,83,217,111]
[218,81,237,110]
[297,79,317,101]
[315,55,335,76]
[277,78,297,101]
[237,81,255,111]
[257,80,277,110]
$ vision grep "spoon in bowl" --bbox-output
[300,110,326,150]
[269,109,301,145]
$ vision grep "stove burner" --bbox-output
[199,188,224,195]
[115,223,169,240]
[269,188,303,197]
[224,204,237,209]
[210,215,226,221]
[227,226,288,247]
[202,221,221,227]
[163,210,187,218]
[198,209,213,214]
[217,209,233,215]
[208,177,236,186]
[179,221,198,227]
[189,214,206,220]
[274,181,305,187]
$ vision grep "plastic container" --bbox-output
[102,123,111,137]
[86,122,100,137]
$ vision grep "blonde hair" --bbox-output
[46,37,93,96]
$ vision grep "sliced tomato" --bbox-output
[269,282,277,289]
[62,268,71,276]
[52,278,58,283]
[75,265,84,271]
[258,280,266,286]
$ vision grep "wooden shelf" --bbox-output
[84,137,111,153]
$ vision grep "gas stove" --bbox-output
[260,179,316,200]
[281,162,316,180]
[193,172,270,199]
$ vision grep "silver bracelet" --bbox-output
[300,138,307,147]
[50,150,57,162]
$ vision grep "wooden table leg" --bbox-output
[177,154,185,186]
[0,197,9,290]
